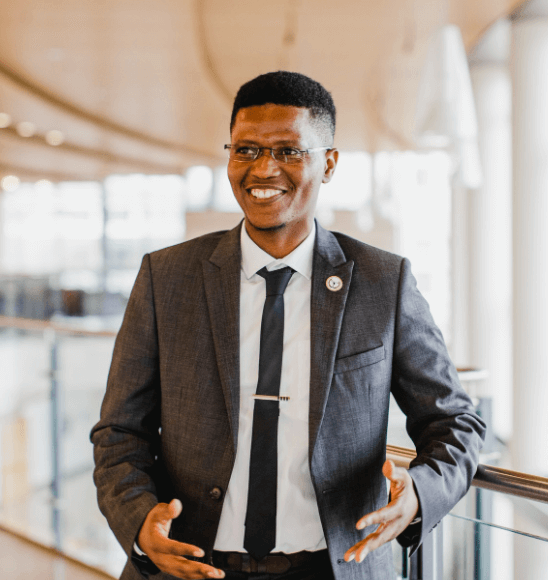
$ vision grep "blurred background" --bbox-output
[0,1,547,579]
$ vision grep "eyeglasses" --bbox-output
[224,144,331,164]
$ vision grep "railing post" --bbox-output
[474,487,491,580]
[409,521,443,580]
[474,395,494,580]
[46,328,62,550]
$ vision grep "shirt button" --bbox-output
[209,486,223,500]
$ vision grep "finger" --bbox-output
[158,556,224,579]
[155,537,205,559]
[344,523,382,563]
[344,535,375,563]
[345,522,388,562]
[344,543,358,562]
[178,561,224,579]
[349,521,398,564]
[184,560,224,580]
[355,521,399,562]
[356,503,402,530]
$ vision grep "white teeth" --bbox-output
[250,189,282,199]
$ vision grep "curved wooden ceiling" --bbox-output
[0,0,524,182]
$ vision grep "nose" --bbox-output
[248,148,282,178]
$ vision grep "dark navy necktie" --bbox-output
[243,266,294,561]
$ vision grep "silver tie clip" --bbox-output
[252,395,290,401]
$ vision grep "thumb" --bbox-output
[382,459,395,479]
[383,459,408,492]
[382,459,405,482]
[167,498,183,519]
[155,499,182,525]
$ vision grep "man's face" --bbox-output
[228,104,337,236]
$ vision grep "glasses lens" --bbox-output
[273,148,305,164]
[230,147,259,161]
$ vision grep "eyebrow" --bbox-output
[232,139,304,147]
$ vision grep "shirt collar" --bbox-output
[240,220,316,281]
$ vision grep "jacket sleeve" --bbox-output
[90,254,162,559]
[390,258,487,550]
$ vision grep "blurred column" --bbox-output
[450,183,470,366]
[468,20,513,440]
[211,166,228,209]
[511,2,548,579]
[100,180,109,293]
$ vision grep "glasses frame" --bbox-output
[224,144,331,163]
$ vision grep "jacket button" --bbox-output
[209,486,223,500]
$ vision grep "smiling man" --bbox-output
[92,71,486,580]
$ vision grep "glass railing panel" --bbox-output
[393,484,548,580]
[55,331,124,575]
[0,321,125,577]
[445,493,548,580]
[0,326,53,541]
[450,485,548,580]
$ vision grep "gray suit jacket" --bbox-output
[91,221,486,580]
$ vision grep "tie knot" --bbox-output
[258,266,294,296]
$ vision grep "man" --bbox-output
[91,71,486,580]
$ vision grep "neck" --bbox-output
[244,219,313,259]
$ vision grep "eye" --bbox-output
[235,146,258,155]
[279,147,301,156]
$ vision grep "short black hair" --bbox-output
[230,71,336,144]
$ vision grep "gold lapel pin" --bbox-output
[326,276,343,292]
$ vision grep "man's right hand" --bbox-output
[137,499,225,579]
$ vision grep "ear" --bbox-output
[322,148,339,184]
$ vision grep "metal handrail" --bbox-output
[386,444,548,504]
[0,315,117,338]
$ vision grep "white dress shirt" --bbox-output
[213,221,326,553]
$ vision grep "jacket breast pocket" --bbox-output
[333,344,385,374]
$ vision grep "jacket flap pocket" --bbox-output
[334,345,385,374]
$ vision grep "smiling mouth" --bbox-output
[248,188,284,199]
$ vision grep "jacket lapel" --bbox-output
[309,222,354,460]
[202,223,242,453]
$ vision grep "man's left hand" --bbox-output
[344,460,419,564]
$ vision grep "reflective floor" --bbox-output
[0,526,115,580]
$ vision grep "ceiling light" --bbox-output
[45,129,64,146]
[1,175,20,192]
[16,121,36,137]
[35,179,54,192]
[0,112,11,128]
